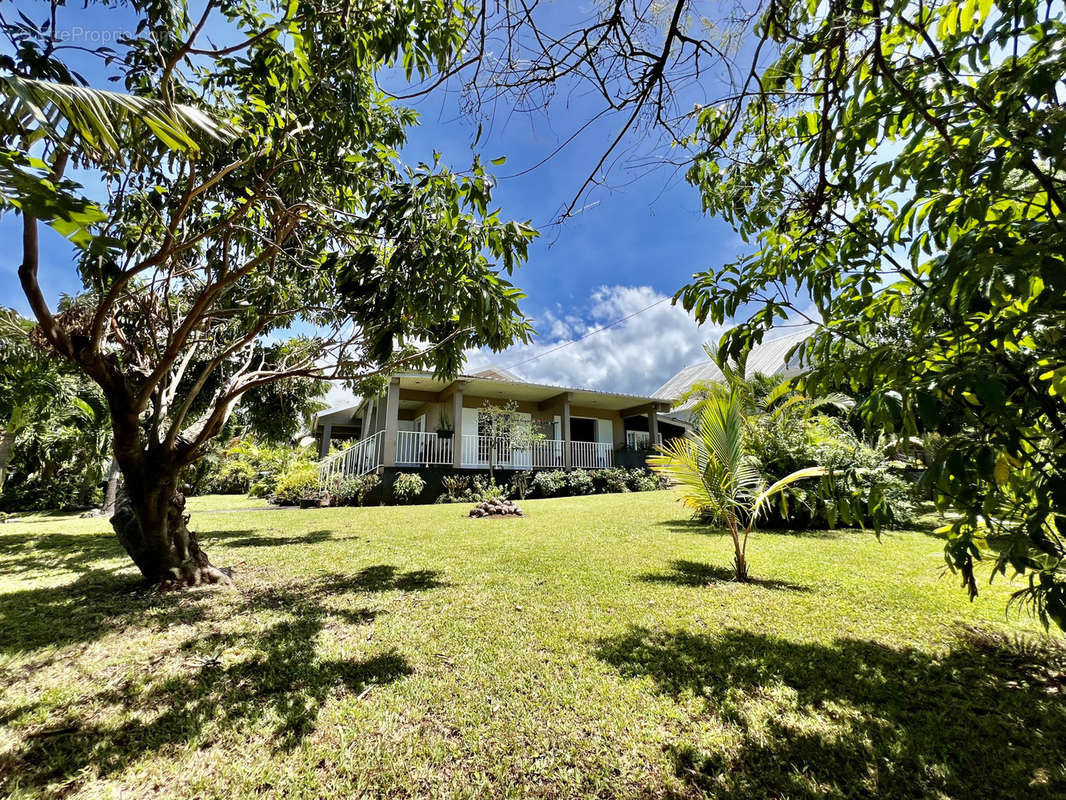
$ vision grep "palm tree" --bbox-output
[648,384,824,581]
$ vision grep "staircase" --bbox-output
[317,431,383,486]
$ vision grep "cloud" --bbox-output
[465,285,724,395]
[319,285,723,412]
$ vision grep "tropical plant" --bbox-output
[649,385,824,581]
[670,0,1066,627]
[1,1,535,586]
[437,473,472,504]
[358,474,382,506]
[271,462,320,506]
[0,310,114,511]
[392,472,425,505]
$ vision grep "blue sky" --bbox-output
[1,1,750,397]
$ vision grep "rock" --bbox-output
[469,499,523,518]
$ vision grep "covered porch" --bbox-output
[315,371,680,478]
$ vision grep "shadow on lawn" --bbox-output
[0,528,127,576]
[598,625,1066,799]
[639,559,810,592]
[204,528,338,548]
[652,518,849,539]
[0,564,445,795]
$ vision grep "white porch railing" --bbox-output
[396,430,453,466]
[459,436,611,469]
[319,431,617,482]
[626,430,651,449]
[570,440,614,469]
[318,430,383,486]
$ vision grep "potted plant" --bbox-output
[436,412,454,439]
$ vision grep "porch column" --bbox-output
[381,378,400,467]
[318,422,332,460]
[451,386,464,468]
[648,407,659,446]
[562,396,572,468]
[612,416,625,448]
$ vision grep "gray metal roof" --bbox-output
[652,328,812,404]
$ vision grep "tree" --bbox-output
[671,0,1066,628]
[476,400,544,483]
[649,383,824,581]
[234,368,329,446]
[2,1,535,585]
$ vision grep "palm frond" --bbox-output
[1,76,240,162]
[751,466,827,521]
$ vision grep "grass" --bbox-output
[0,491,1063,798]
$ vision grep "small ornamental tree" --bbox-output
[2,1,535,586]
[476,400,544,483]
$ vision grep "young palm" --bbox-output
[649,384,824,581]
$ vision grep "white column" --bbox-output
[451,386,464,468]
[562,397,572,468]
[381,379,400,467]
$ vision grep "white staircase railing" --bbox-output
[318,430,383,486]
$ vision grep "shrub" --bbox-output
[531,470,567,498]
[358,473,381,506]
[471,475,508,502]
[329,476,363,506]
[595,468,630,494]
[566,469,595,496]
[272,462,320,505]
[747,413,918,530]
[209,459,256,494]
[510,470,533,500]
[627,468,660,492]
[438,474,472,503]
[392,472,425,504]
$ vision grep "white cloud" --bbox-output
[466,285,725,395]
[319,284,723,412]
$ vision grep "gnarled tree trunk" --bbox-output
[110,478,230,587]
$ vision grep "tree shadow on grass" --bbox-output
[0,528,128,576]
[204,528,336,548]
[596,624,1066,799]
[0,566,445,795]
[652,518,849,539]
[639,559,810,592]
[0,570,211,655]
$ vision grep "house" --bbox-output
[652,328,811,420]
[314,368,687,482]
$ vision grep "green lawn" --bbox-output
[0,491,1062,798]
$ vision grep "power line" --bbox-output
[505,296,670,371]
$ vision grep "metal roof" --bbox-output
[316,368,668,425]
[652,328,812,404]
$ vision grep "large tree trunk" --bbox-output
[110,479,230,587]
[0,428,14,495]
